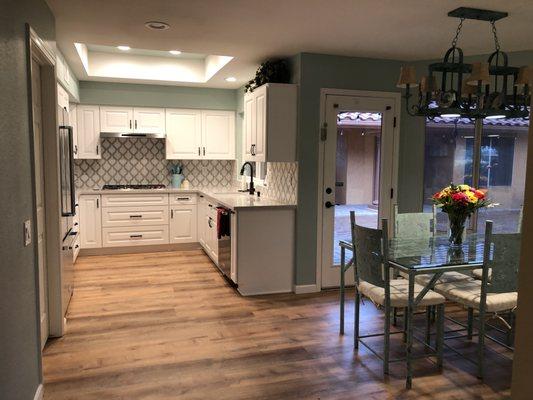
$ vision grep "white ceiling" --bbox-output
[46,0,533,89]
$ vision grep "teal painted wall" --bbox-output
[79,81,238,110]
[0,0,55,398]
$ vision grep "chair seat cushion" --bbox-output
[415,271,473,287]
[472,268,492,281]
[434,280,517,313]
[358,279,445,308]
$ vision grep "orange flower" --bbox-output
[474,190,486,200]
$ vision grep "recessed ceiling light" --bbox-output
[225,77,237,82]
[169,50,182,55]
[117,45,130,51]
[145,21,170,30]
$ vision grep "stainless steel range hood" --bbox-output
[100,132,166,139]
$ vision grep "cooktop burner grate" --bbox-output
[102,184,166,190]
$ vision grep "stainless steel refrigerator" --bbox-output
[58,104,77,320]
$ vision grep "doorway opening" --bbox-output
[318,91,399,289]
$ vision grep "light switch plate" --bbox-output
[24,220,32,246]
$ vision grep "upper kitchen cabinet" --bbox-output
[243,83,297,162]
[166,109,235,160]
[100,106,165,134]
[76,105,101,159]
[55,49,80,102]
[202,110,235,159]
[166,109,202,159]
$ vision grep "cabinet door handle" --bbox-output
[74,145,78,154]
[129,120,132,129]
[135,120,137,129]
[208,218,213,228]
[129,215,142,219]
[96,144,99,155]
[203,147,205,156]
[96,198,99,208]
[251,144,256,156]
[130,234,142,239]
[198,147,201,156]
[177,197,190,201]
[171,209,174,219]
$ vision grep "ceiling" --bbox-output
[46,0,533,89]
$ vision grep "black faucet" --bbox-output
[240,162,255,195]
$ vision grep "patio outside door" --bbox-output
[320,93,398,288]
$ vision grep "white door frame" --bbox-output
[316,89,401,290]
[27,26,63,346]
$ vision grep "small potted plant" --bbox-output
[171,163,184,188]
[432,183,491,246]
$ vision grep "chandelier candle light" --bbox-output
[397,7,530,120]
[432,184,491,247]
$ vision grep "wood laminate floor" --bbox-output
[43,249,512,399]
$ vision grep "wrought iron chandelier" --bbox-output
[398,7,530,120]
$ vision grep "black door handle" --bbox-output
[325,201,335,208]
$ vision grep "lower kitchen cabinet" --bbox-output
[102,225,169,247]
[169,204,197,243]
[79,194,102,248]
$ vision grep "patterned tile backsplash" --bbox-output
[74,138,298,204]
[74,138,234,189]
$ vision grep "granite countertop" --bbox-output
[76,187,296,211]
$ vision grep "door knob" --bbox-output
[325,201,335,208]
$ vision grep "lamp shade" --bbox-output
[420,75,436,92]
[515,66,530,87]
[397,66,418,88]
[461,81,477,97]
[467,62,490,86]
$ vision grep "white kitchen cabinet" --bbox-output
[165,109,202,159]
[166,109,235,160]
[100,106,165,134]
[201,110,235,159]
[134,108,165,134]
[100,106,134,133]
[79,195,102,248]
[170,204,198,243]
[243,83,297,162]
[102,226,169,247]
[197,196,207,248]
[70,104,79,159]
[76,105,101,159]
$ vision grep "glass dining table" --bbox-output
[339,233,488,388]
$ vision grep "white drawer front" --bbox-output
[102,225,169,247]
[102,206,169,228]
[169,193,197,205]
[102,193,169,207]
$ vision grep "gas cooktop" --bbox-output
[102,184,166,190]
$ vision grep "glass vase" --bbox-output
[448,213,467,247]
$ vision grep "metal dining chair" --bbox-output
[351,213,446,380]
[432,221,519,379]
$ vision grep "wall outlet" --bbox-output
[24,220,32,246]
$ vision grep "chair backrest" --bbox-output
[350,211,388,288]
[487,232,521,294]
[393,204,436,239]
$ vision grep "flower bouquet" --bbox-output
[432,184,490,246]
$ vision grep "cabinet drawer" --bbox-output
[102,206,169,228]
[102,225,169,247]
[170,193,197,205]
[102,193,169,207]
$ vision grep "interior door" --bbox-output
[165,109,202,159]
[31,58,49,349]
[320,94,397,288]
[100,106,133,133]
[133,107,165,134]
[202,110,235,159]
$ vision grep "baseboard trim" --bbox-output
[79,242,202,256]
[293,284,320,294]
[34,384,43,400]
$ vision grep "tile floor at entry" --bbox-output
[42,249,512,399]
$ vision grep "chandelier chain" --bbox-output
[451,18,465,48]
[491,20,501,51]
